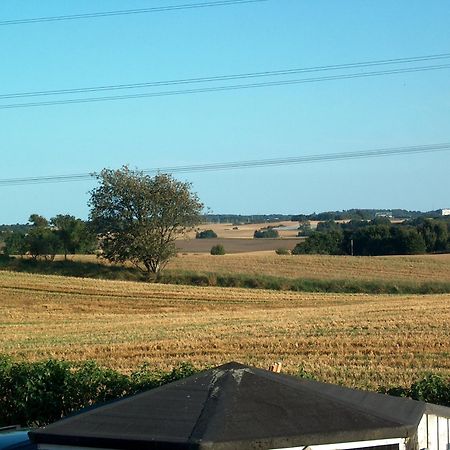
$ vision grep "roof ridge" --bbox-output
[188,366,254,443]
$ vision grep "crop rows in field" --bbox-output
[1,270,449,389]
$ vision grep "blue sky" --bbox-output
[1,0,449,223]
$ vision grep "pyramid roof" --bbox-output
[29,362,438,450]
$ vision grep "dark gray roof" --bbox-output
[29,362,438,450]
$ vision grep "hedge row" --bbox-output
[159,271,450,295]
[0,357,196,427]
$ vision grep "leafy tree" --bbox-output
[390,226,426,255]
[292,231,344,255]
[196,229,218,239]
[24,214,61,260]
[3,232,27,257]
[51,215,96,260]
[89,167,203,277]
[297,221,313,236]
[26,227,61,261]
[348,225,392,256]
[29,214,49,228]
[370,216,392,226]
[316,220,342,233]
[254,228,279,238]
[417,219,448,252]
[344,225,426,256]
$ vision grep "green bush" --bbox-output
[275,248,290,255]
[0,357,198,427]
[382,374,450,407]
[210,244,225,255]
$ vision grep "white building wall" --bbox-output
[274,437,406,450]
[417,414,450,450]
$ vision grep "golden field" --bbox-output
[167,252,450,282]
[1,270,449,389]
[68,252,450,283]
[188,221,302,239]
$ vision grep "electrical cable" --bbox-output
[0,0,269,26]
[1,142,449,186]
[1,64,449,110]
[1,53,449,100]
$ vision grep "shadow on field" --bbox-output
[0,256,146,282]
[1,255,449,294]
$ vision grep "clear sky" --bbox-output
[1,0,449,224]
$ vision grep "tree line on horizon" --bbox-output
[3,208,443,233]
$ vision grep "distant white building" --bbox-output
[375,211,393,218]
[441,209,450,216]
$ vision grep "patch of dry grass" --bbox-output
[2,271,449,389]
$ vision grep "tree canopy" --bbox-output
[89,167,203,277]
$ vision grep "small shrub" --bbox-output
[210,244,225,255]
[275,248,290,255]
[297,367,317,380]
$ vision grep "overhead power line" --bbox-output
[1,53,449,100]
[0,0,268,26]
[1,143,449,187]
[1,64,449,110]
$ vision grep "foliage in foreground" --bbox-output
[0,357,196,427]
[0,357,449,428]
[381,374,450,407]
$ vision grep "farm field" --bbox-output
[177,221,304,253]
[175,237,303,253]
[1,270,449,389]
[65,253,450,284]
[168,252,450,283]
[187,221,304,239]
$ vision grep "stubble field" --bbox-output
[68,252,450,284]
[1,269,449,390]
[167,252,450,283]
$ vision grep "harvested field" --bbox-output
[167,252,450,283]
[175,238,303,253]
[187,221,302,239]
[1,270,449,389]
[63,253,450,284]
